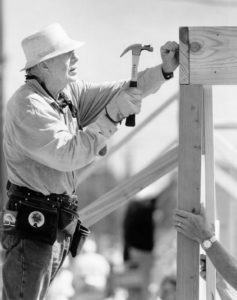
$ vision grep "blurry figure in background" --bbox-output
[123,198,156,264]
[70,238,111,300]
[156,274,176,300]
[110,175,178,300]
[115,198,157,300]
[46,257,75,300]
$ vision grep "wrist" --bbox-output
[201,235,217,251]
[200,229,215,243]
[105,106,122,125]
[161,65,174,80]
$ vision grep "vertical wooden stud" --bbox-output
[203,86,217,300]
[179,27,190,84]
[177,85,203,300]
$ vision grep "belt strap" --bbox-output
[7,181,79,211]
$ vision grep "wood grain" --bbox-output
[203,86,217,300]
[189,27,237,85]
[179,27,190,84]
[177,85,203,300]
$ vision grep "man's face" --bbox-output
[45,50,79,87]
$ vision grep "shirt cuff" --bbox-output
[161,68,174,80]
[93,111,118,138]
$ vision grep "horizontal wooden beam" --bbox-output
[180,27,237,85]
[216,166,237,200]
[215,132,237,171]
[79,138,237,227]
[79,146,178,227]
[214,120,237,130]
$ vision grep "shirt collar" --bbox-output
[26,78,64,114]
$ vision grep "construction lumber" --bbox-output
[79,146,178,227]
[215,132,237,171]
[214,120,237,130]
[203,86,217,300]
[0,0,5,209]
[179,27,237,85]
[215,166,237,201]
[177,85,203,300]
[77,93,178,185]
[179,27,189,84]
[80,134,237,228]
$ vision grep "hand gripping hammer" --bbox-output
[120,43,153,126]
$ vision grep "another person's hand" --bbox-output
[200,253,207,280]
[200,254,226,287]
[173,205,214,243]
[160,41,179,74]
[106,87,142,123]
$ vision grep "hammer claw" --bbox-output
[120,43,153,57]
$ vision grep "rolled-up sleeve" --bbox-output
[70,80,126,127]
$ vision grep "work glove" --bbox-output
[105,87,142,123]
[160,41,179,74]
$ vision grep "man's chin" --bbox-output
[68,74,78,83]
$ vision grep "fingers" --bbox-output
[175,224,192,239]
[174,208,190,218]
[200,254,206,280]
[173,209,190,229]
[200,270,206,280]
[200,253,206,261]
[122,89,142,115]
[200,203,206,217]
[127,87,143,96]
[161,41,179,53]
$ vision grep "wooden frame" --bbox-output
[177,26,237,300]
[180,27,237,85]
[78,26,237,300]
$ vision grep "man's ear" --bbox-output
[39,61,49,71]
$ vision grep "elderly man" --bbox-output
[2,23,179,300]
[174,206,237,298]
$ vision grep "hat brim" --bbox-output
[20,40,85,71]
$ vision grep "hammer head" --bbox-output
[120,43,153,57]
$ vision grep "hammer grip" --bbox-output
[125,80,137,127]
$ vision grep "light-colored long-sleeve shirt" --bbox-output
[3,65,166,196]
[216,277,237,300]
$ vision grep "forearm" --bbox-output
[216,276,237,300]
[137,64,166,98]
[206,241,237,290]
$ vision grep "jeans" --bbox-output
[1,229,70,300]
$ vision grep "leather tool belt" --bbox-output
[4,182,89,254]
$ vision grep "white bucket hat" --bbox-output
[21,23,85,71]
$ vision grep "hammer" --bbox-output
[120,43,153,126]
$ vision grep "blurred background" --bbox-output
[1,0,237,299]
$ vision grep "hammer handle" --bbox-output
[125,80,137,127]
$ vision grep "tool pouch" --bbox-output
[59,207,78,230]
[70,222,90,257]
[16,201,58,245]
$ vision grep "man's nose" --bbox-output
[71,51,79,63]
